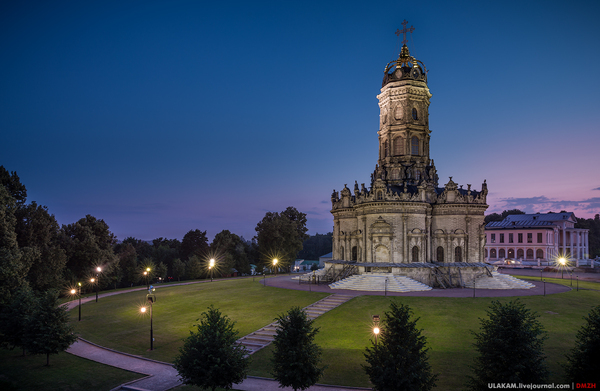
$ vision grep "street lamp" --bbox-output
[71,282,82,321]
[142,286,156,351]
[273,259,278,276]
[558,257,567,279]
[94,266,102,302]
[209,258,215,282]
[90,277,98,302]
[372,315,380,345]
[144,267,151,290]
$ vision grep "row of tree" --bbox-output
[174,300,600,391]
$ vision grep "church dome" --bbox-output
[382,44,427,87]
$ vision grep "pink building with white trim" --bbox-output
[485,212,589,265]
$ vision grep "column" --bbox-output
[402,215,407,263]
[562,225,567,257]
[576,231,581,262]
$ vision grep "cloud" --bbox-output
[593,187,600,191]
[496,196,600,217]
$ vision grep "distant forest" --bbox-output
[297,233,333,260]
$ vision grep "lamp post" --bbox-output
[71,282,82,321]
[209,258,215,282]
[90,277,97,302]
[94,266,102,302]
[559,257,566,279]
[273,259,278,276]
[142,286,156,351]
[372,315,380,345]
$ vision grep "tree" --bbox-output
[174,306,249,391]
[272,307,325,391]
[297,232,333,260]
[155,261,168,280]
[0,286,37,354]
[363,302,437,391]
[116,243,138,286]
[565,305,600,382]
[211,230,251,275]
[23,290,77,366]
[180,229,209,261]
[0,166,27,204]
[185,255,203,279]
[172,258,186,281]
[466,300,549,390]
[60,215,118,283]
[255,207,309,268]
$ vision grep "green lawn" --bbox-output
[67,275,599,390]
[0,348,143,391]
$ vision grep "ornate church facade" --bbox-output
[330,43,489,267]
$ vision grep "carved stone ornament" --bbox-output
[394,104,404,120]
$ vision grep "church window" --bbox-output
[454,246,462,262]
[499,249,506,258]
[377,191,383,200]
[517,249,524,259]
[490,249,497,258]
[436,246,444,262]
[526,249,534,259]
[537,233,542,243]
[394,137,404,155]
[490,234,496,243]
[527,233,533,243]
[411,136,419,155]
[412,107,418,120]
[518,233,523,243]
[412,246,419,262]
[351,246,357,261]
[536,249,544,259]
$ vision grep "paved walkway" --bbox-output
[64,271,582,390]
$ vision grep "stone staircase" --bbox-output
[236,294,354,355]
[329,273,432,292]
[463,271,535,289]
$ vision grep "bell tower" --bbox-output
[373,33,436,187]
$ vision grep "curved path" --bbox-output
[64,271,577,390]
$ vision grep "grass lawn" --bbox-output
[68,275,599,390]
[70,277,328,362]
[0,348,143,391]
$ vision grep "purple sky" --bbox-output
[2,0,599,242]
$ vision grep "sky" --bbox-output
[2,0,600,242]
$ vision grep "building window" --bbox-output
[509,233,514,243]
[412,107,418,120]
[340,247,344,260]
[527,233,532,243]
[436,246,444,262]
[508,249,515,258]
[537,233,542,243]
[517,249,524,259]
[536,249,544,259]
[490,249,497,258]
[499,249,506,258]
[411,136,419,155]
[412,246,419,262]
[500,234,504,243]
[352,246,357,261]
[455,246,462,262]
[491,234,496,243]
[485,249,488,257]
[526,249,534,259]
[416,170,421,180]
[518,233,523,243]
[394,137,404,156]
[377,191,383,200]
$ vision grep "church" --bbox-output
[329,31,489,277]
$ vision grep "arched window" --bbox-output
[394,137,404,156]
[526,249,534,259]
[536,249,544,259]
[490,249,497,258]
[454,246,462,262]
[377,191,383,200]
[412,107,418,120]
[412,246,419,262]
[411,136,419,155]
[517,249,524,259]
[436,246,444,262]
[499,249,505,258]
[508,249,515,258]
[352,246,357,261]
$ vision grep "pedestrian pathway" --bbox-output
[237,294,354,355]
[64,284,366,391]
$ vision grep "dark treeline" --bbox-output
[485,209,600,258]
[0,166,326,301]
